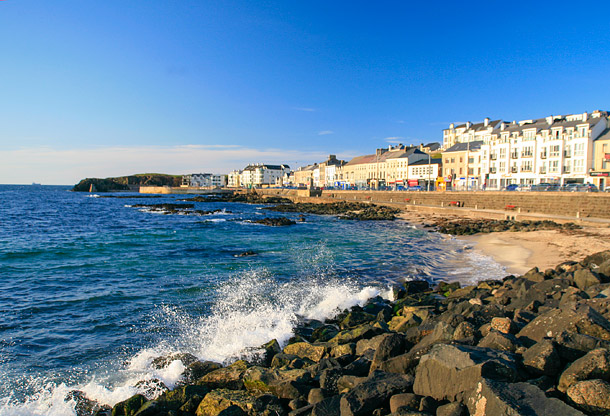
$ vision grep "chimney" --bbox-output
[484,117,490,127]
[449,123,455,129]
[546,115,554,125]
[500,122,506,131]
[466,121,472,129]
[583,112,588,121]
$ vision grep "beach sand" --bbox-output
[398,211,610,276]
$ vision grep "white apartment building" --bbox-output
[227,170,242,188]
[240,164,291,187]
[407,159,442,189]
[182,173,227,188]
[444,111,609,189]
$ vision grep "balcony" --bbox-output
[521,167,533,172]
[511,153,519,159]
[540,153,547,159]
[490,154,497,160]
[539,168,547,174]
[521,153,533,158]
[564,152,572,158]
[489,168,497,174]
[511,166,518,173]
[563,167,571,174]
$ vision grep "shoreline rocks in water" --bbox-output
[429,217,582,235]
[130,204,230,216]
[266,201,401,221]
[89,250,610,416]
[182,194,293,205]
[251,217,296,226]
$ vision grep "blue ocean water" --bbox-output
[0,185,505,414]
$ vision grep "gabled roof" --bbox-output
[345,147,427,166]
[443,141,484,152]
[409,158,442,166]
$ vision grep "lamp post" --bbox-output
[428,152,431,191]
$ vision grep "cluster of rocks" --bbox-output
[183,194,293,205]
[428,218,582,235]
[251,217,297,227]
[266,202,401,221]
[77,251,610,416]
[98,195,162,199]
[131,204,229,216]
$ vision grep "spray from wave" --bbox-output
[0,268,384,415]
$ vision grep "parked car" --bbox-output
[531,182,560,191]
[581,184,599,192]
[504,184,519,191]
[562,183,583,192]
[405,185,423,191]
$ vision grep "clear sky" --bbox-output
[1,1,609,184]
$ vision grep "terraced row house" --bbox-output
[442,110,610,189]
[285,144,441,189]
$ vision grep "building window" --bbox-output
[550,160,559,173]
[550,145,560,157]
[574,143,585,157]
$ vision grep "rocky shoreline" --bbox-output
[70,248,610,416]
[425,217,582,236]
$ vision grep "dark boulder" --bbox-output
[522,339,562,377]
[340,372,414,416]
[413,344,519,402]
[558,348,610,393]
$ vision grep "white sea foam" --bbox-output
[0,268,383,415]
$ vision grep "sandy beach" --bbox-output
[399,211,610,276]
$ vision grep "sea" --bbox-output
[0,185,506,415]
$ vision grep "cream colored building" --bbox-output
[442,141,483,190]
[591,128,610,190]
[339,145,428,189]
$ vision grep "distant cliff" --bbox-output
[72,174,182,192]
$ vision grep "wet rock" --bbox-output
[65,391,109,416]
[413,344,519,402]
[242,366,312,400]
[152,352,199,369]
[252,217,296,226]
[181,361,223,385]
[328,324,386,345]
[283,342,329,363]
[195,389,285,416]
[558,348,610,392]
[522,339,561,376]
[340,311,376,329]
[466,379,584,416]
[310,325,339,343]
[340,372,414,416]
[271,353,311,369]
[234,250,257,257]
[155,385,211,414]
[566,379,610,415]
[197,360,249,390]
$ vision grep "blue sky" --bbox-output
[1,1,609,184]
